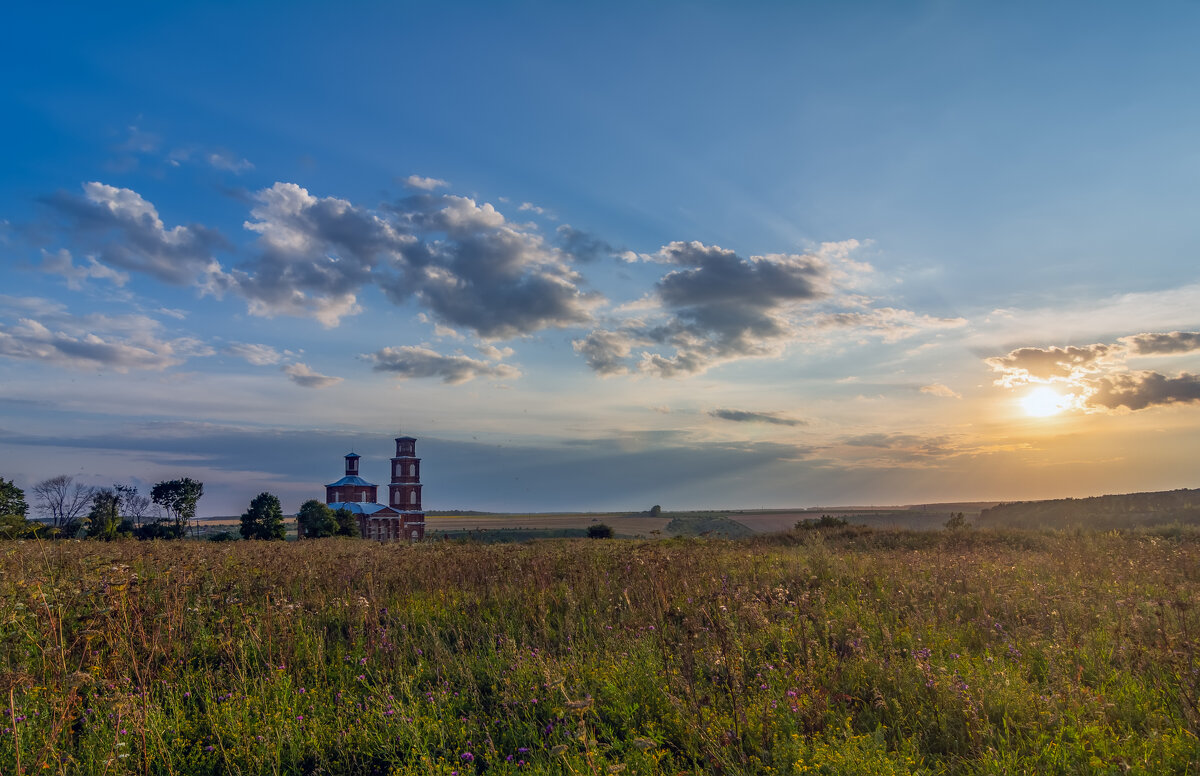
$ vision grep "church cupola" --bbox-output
[345,452,361,476]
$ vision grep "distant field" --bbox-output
[194,506,985,538]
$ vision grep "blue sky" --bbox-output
[3,1,1199,516]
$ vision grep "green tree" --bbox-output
[87,488,131,541]
[151,478,204,536]
[587,523,614,539]
[0,477,28,518]
[334,507,357,537]
[240,492,286,540]
[649,504,662,516]
[945,511,967,531]
[297,499,338,538]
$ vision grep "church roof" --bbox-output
[344,452,361,459]
[328,502,397,515]
[326,475,376,488]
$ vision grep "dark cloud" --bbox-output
[235,182,412,326]
[233,184,597,337]
[709,409,806,426]
[1120,331,1200,356]
[574,241,946,378]
[1086,371,1200,411]
[282,362,342,389]
[365,345,520,384]
[556,225,615,263]
[381,193,597,339]
[42,182,230,288]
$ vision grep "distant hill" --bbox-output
[978,488,1200,530]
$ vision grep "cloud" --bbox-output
[365,345,521,384]
[0,310,210,372]
[204,150,254,173]
[225,342,283,366]
[557,225,615,263]
[574,240,938,377]
[402,175,448,191]
[985,331,1200,413]
[1086,371,1200,411]
[38,249,128,290]
[709,409,806,426]
[985,343,1117,386]
[809,308,967,342]
[920,383,961,399]
[1119,331,1200,356]
[235,182,413,326]
[518,202,547,215]
[43,182,230,290]
[282,362,343,388]
[233,183,598,337]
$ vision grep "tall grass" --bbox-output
[1,529,1197,774]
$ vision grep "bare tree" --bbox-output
[32,475,95,532]
[114,484,154,527]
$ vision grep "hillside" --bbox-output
[979,487,1200,529]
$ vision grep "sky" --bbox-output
[2,1,1199,516]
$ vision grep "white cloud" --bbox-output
[38,249,128,290]
[920,383,961,399]
[0,311,210,372]
[402,175,448,191]
[226,343,284,366]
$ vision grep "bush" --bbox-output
[587,523,615,539]
[797,515,849,530]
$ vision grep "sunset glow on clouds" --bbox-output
[2,3,1199,514]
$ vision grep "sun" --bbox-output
[1020,386,1071,417]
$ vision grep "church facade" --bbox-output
[319,436,426,542]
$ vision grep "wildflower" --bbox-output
[551,744,568,756]
[460,752,474,762]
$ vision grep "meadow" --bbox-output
[1,528,1198,774]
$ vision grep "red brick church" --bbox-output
[317,435,426,542]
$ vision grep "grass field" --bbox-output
[2,528,1198,774]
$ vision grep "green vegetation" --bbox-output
[980,488,1200,529]
[664,514,754,538]
[239,492,287,540]
[796,515,850,530]
[586,523,614,539]
[1,529,1198,774]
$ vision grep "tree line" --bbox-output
[0,474,369,542]
[0,474,204,540]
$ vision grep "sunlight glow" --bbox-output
[1021,386,1071,417]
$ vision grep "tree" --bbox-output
[649,505,662,517]
[0,477,28,518]
[334,507,357,537]
[32,475,94,533]
[240,492,286,540]
[151,478,204,536]
[945,512,967,531]
[86,488,131,541]
[114,485,153,527]
[297,499,337,538]
[587,523,614,539]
